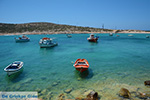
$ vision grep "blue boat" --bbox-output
[15,35,30,42]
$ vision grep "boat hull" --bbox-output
[109,33,113,36]
[39,43,58,48]
[6,67,23,75]
[76,68,88,72]
[87,38,98,42]
[15,39,30,42]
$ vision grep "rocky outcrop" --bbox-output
[136,91,150,99]
[119,88,131,98]
[64,88,73,94]
[87,91,98,100]
[144,80,150,86]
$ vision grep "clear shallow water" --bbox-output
[0,33,150,99]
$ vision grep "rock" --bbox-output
[87,91,98,100]
[75,97,85,100]
[137,91,150,99]
[119,88,131,98]
[58,93,66,100]
[77,78,81,81]
[47,86,52,90]
[5,87,11,91]
[46,94,52,100]
[64,88,73,94]
[57,80,61,83]
[46,92,53,100]
[144,80,150,86]
[38,93,42,96]
[35,88,42,93]
[47,92,53,95]
[137,92,147,99]
[41,89,47,95]
[83,90,95,96]
[130,91,137,97]
[15,85,21,90]
[41,77,47,80]
[23,78,33,84]
[39,95,46,100]
[52,82,58,86]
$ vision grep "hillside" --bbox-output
[0,22,112,34]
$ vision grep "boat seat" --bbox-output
[76,62,88,66]
[12,64,18,66]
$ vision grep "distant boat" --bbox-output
[109,33,113,36]
[116,35,120,37]
[73,59,89,72]
[15,35,30,42]
[4,61,23,76]
[39,37,58,48]
[87,34,99,42]
[146,35,149,38]
[128,34,133,37]
[66,34,72,38]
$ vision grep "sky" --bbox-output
[0,0,150,30]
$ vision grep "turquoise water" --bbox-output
[0,33,150,99]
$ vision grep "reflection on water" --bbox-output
[5,68,24,83]
[74,68,93,79]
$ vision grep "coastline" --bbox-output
[1,31,150,36]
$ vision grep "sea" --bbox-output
[0,33,150,100]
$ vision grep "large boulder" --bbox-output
[137,91,150,99]
[137,92,147,99]
[64,88,73,94]
[87,91,98,100]
[119,88,131,98]
[144,80,150,86]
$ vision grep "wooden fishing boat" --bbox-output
[73,59,89,72]
[39,37,58,48]
[15,35,30,42]
[87,34,98,42]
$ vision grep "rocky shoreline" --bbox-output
[3,76,150,100]
[18,77,149,100]
[36,80,150,100]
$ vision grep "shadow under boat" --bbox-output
[89,41,99,46]
[74,68,93,79]
[5,68,24,82]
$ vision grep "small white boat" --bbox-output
[128,34,133,37]
[146,35,149,38]
[109,33,113,36]
[39,37,58,48]
[116,35,120,37]
[66,34,72,38]
[4,61,23,76]
[15,35,30,42]
[87,34,99,42]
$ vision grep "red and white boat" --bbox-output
[73,59,89,72]
[87,34,98,42]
